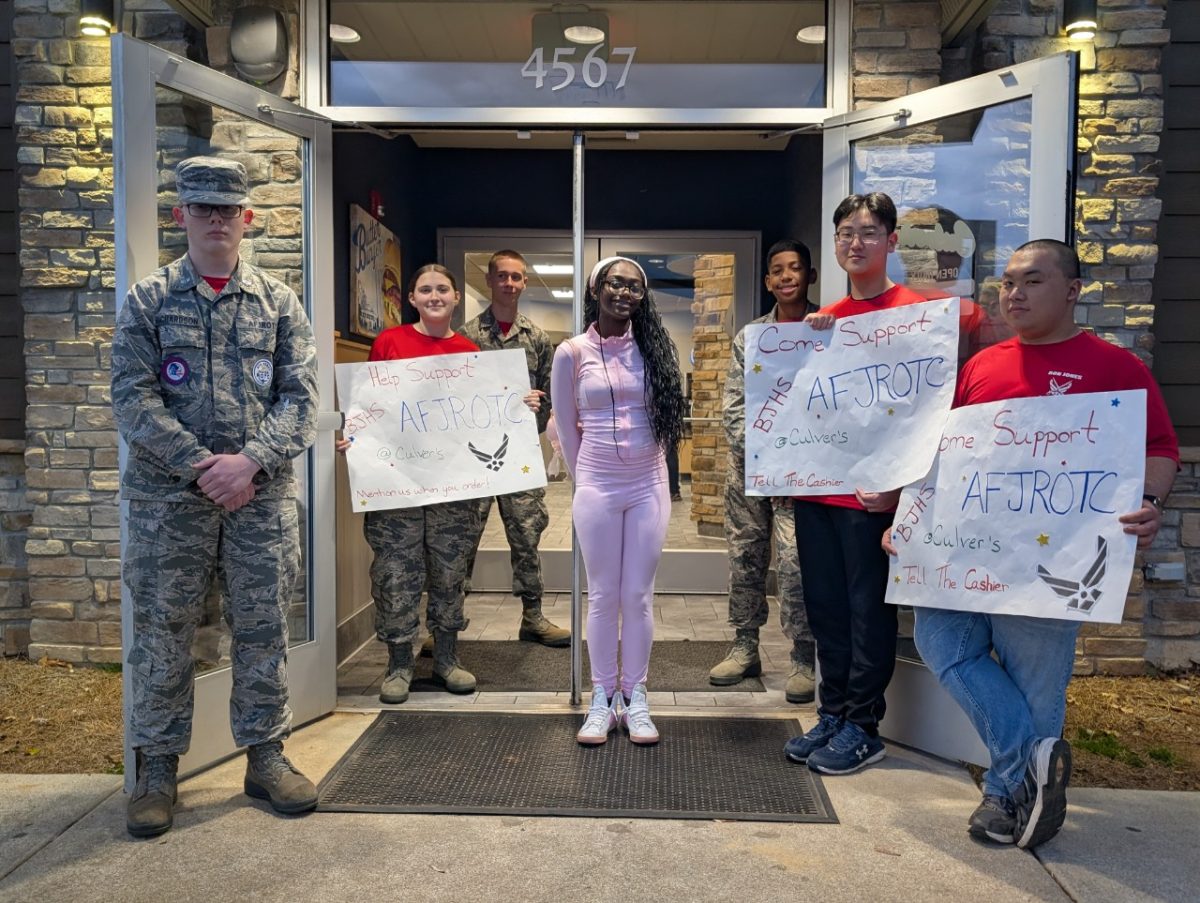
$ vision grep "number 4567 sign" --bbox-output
[522,46,636,91]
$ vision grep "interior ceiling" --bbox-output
[329,1,827,64]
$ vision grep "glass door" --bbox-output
[442,229,760,596]
[113,36,338,778]
[820,52,1077,764]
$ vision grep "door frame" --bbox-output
[112,35,339,781]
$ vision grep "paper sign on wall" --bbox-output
[335,349,547,511]
[743,299,959,495]
[886,390,1146,624]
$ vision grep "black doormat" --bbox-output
[317,712,836,823]
[338,640,764,694]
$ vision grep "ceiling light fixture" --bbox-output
[80,0,114,37]
[534,264,574,275]
[552,290,574,299]
[329,23,361,44]
[1063,0,1098,41]
[563,24,605,44]
[795,25,826,44]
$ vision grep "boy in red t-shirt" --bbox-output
[894,240,1178,849]
[784,192,925,776]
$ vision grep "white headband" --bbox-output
[587,256,648,295]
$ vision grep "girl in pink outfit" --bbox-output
[551,257,685,746]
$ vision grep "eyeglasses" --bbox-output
[602,278,646,299]
[834,228,886,246]
[185,203,245,219]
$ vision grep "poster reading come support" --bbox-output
[743,299,958,495]
[335,349,547,511]
[887,391,1147,624]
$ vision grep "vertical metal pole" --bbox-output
[570,130,585,706]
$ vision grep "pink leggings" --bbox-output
[574,469,670,698]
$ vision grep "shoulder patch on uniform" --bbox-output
[252,358,274,387]
[162,356,190,385]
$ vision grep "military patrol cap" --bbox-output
[175,156,250,205]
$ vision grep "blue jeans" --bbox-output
[913,607,1079,799]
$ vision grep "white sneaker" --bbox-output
[576,686,618,745]
[621,684,660,745]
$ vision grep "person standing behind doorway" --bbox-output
[113,156,320,838]
[784,192,924,776]
[459,250,570,647]
[710,238,818,704]
[552,257,686,745]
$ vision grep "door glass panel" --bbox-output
[153,87,313,673]
[329,1,827,112]
[461,248,576,557]
[850,99,1034,361]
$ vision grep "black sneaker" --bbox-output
[968,794,1017,844]
[784,712,843,763]
[1013,737,1072,849]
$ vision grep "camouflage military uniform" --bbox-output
[112,253,318,756]
[724,306,814,665]
[365,499,484,644]
[459,307,552,606]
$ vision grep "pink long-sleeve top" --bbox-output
[550,323,665,480]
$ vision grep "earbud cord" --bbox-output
[598,333,625,463]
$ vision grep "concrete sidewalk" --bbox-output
[0,712,1195,903]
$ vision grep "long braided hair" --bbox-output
[585,260,686,452]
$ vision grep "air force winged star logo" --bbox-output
[1037,536,1108,614]
[1048,377,1073,395]
[468,433,509,472]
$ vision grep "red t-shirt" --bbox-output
[955,331,1179,463]
[368,324,480,362]
[805,284,929,510]
[203,276,230,292]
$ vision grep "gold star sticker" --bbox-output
[360,499,368,506]
[521,465,530,474]
[894,576,901,583]
[887,407,895,416]
[1036,533,1050,546]
[752,363,763,373]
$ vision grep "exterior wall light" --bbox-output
[1063,0,1098,41]
[80,0,114,37]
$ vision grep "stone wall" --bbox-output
[15,0,301,663]
[0,441,31,654]
[688,254,736,536]
[948,1,1192,674]
[851,1,943,109]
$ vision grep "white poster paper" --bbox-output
[335,349,547,511]
[743,299,958,495]
[886,391,1147,624]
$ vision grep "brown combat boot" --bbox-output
[380,641,413,704]
[518,603,571,647]
[432,631,477,693]
[126,751,178,838]
[708,629,762,686]
[244,741,318,814]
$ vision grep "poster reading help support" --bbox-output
[886,391,1147,624]
[743,299,958,495]
[335,349,547,511]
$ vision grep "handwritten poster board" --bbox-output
[886,391,1146,624]
[743,299,958,495]
[335,349,547,511]
[349,204,403,339]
